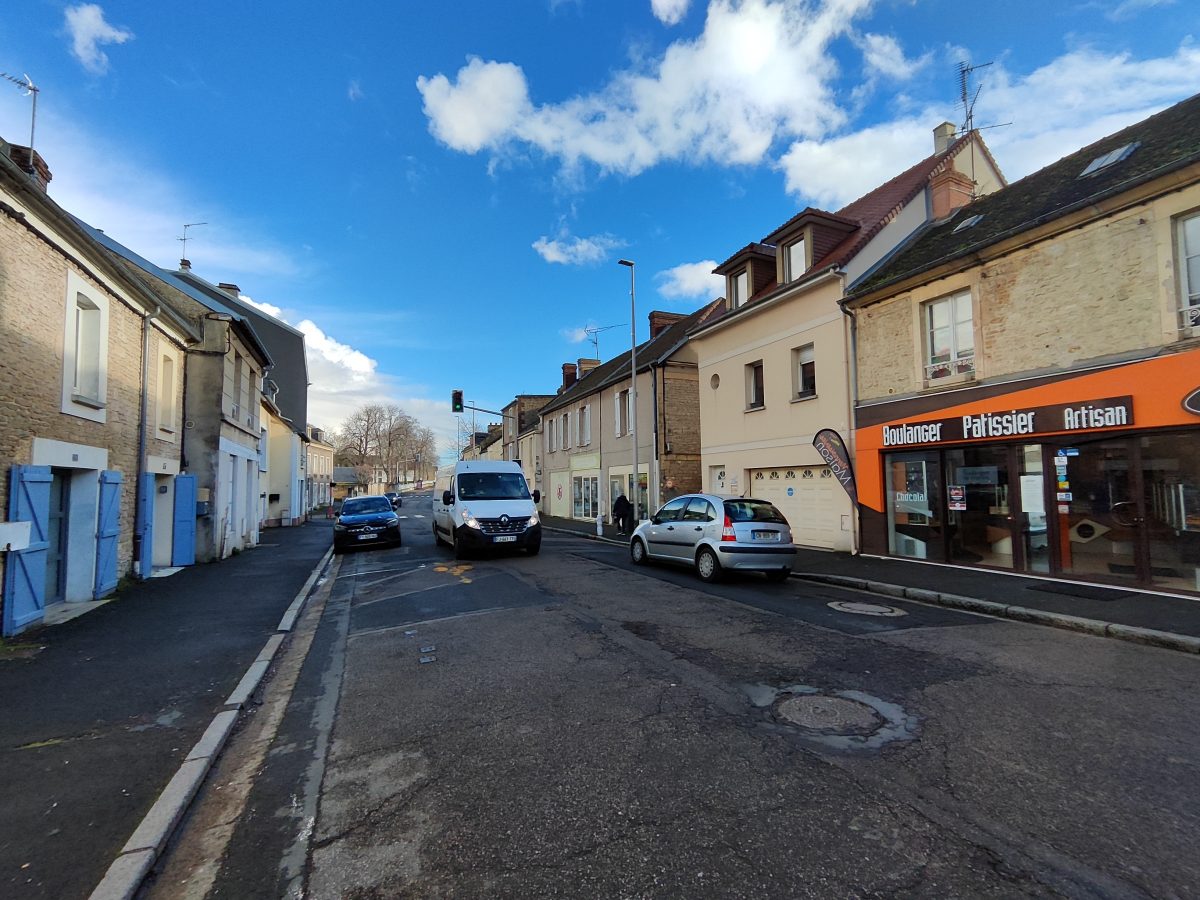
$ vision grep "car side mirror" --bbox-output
[532,490,541,503]
[442,490,454,505]
[651,515,661,525]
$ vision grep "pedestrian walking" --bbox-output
[612,493,633,535]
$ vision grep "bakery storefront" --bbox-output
[855,349,1200,594]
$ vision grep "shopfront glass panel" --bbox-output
[1056,440,1139,584]
[1140,432,1200,592]
[885,451,944,561]
[1019,445,1049,573]
[944,446,1014,569]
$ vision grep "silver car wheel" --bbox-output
[630,538,647,565]
[696,547,720,583]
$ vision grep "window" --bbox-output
[616,389,630,436]
[572,475,599,518]
[952,214,984,234]
[561,413,570,449]
[1180,212,1200,330]
[548,417,557,451]
[924,291,975,381]
[731,269,749,309]
[156,348,178,437]
[681,497,716,522]
[578,404,591,445]
[745,360,765,410]
[61,273,109,422]
[792,344,816,399]
[1079,141,1139,178]
[784,238,806,282]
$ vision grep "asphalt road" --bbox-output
[149,493,1200,899]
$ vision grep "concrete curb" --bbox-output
[88,545,335,900]
[795,573,1200,655]
[543,524,626,547]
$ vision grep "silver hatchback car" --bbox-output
[629,493,797,583]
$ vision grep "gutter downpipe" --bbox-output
[650,362,661,511]
[133,303,162,578]
[837,287,862,556]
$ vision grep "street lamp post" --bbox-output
[618,259,639,524]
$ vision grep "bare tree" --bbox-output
[332,403,440,488]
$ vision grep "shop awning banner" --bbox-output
[812,429,857,506]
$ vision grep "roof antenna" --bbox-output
[957,60,991,135]
[584,323,625,359]
[0,72,39,170]
[178,221,207,268]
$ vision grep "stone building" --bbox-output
[846,92,1200,594]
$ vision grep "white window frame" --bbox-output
[1179,211,1200,332]
[784,237,806,282]
[923,290,975,383]
[745,360,765,410]
[61,271,110,423]
[578,404,591,446]
[791,344,816,400]
[561,413,570,449]
[626,388,634,436]
[731,269,749,309]
[156,342,181,441]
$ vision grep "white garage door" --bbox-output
[749,467,837,549]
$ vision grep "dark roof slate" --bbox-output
[850,92,1200,299]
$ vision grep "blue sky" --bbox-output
[2,0,1198,455]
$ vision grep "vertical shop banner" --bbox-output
[812,429,858,506]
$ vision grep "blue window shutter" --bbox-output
[172,474,196,566]
[3,465,51,636]
[138,472,154,578]
[94,470,123,598]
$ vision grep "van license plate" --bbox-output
[493,535,517,543]
[753,531,779,541]
[356,533,377,541]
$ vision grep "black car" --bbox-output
[333,496,402,553]
[384,491,402,509]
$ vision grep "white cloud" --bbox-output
[778,42,1200,209]
[532,231,622,265]
[1106,0,1175,21]
[417,0,871,176]
[63,4,134,75]
[560,325,591,342]
[856,32,928,81]
[656,260,723,300]
[652,0,692,26]
[348,79,364,101]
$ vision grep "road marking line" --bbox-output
[348,606,509,640]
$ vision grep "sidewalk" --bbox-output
[0,521,333,900]
[541,514,1200,654]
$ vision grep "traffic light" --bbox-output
[451,389,464,413]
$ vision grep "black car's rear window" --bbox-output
[724,500,787,524]
[342,497,391,515]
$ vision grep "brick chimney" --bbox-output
[561,362,577,391]
[218,282,241,298]
[648,310,686,338]
[577,358,600,377]
[7,144,52,192]
[933,122,957,154]
[929,168,975,220]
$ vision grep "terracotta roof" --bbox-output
[713,241,775,274]
[540,298,725,415]
[850,91,1200,300]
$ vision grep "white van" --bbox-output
[433,460,542,558]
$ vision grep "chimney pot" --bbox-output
[561,362,577,390]
[933,122,957,155]
[7,144,52,192]
[218,282,241,297]
[179,258,192,271]
[929,168,976,220]
[648,310,686,338]
[577,357,600,376]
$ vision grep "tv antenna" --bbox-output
[0,72,39,167]
[957,60,991,134]
[178,222,207,264]
[584,323,624,359]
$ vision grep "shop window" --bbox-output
[885,451,944,561]
[745,360,765,410]
[923,290,975,384]
[1179,211,1200,332]
[572,475,598,519]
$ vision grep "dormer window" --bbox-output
[784,237,806,282]
[731,269,749,309]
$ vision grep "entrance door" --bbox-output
[1138,433,1200,592]
[45,469,69,605]
[1055,439,1142,585]
[944,446,1014,569]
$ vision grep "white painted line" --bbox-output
[348,606,509,640]
[88,848,156,900]
[412,514,426,519]
[185,709,240,762]
[120,757,210,854]
[224,659,270,710]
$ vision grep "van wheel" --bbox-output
[630,538,647,565]
[696,547,721,583]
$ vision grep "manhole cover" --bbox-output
[827,600,907,617]
[776,695,882,734]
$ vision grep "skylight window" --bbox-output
[1079,141,1140,177]
[952,214,984,234]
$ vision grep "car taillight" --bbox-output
[721,515,737,542]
